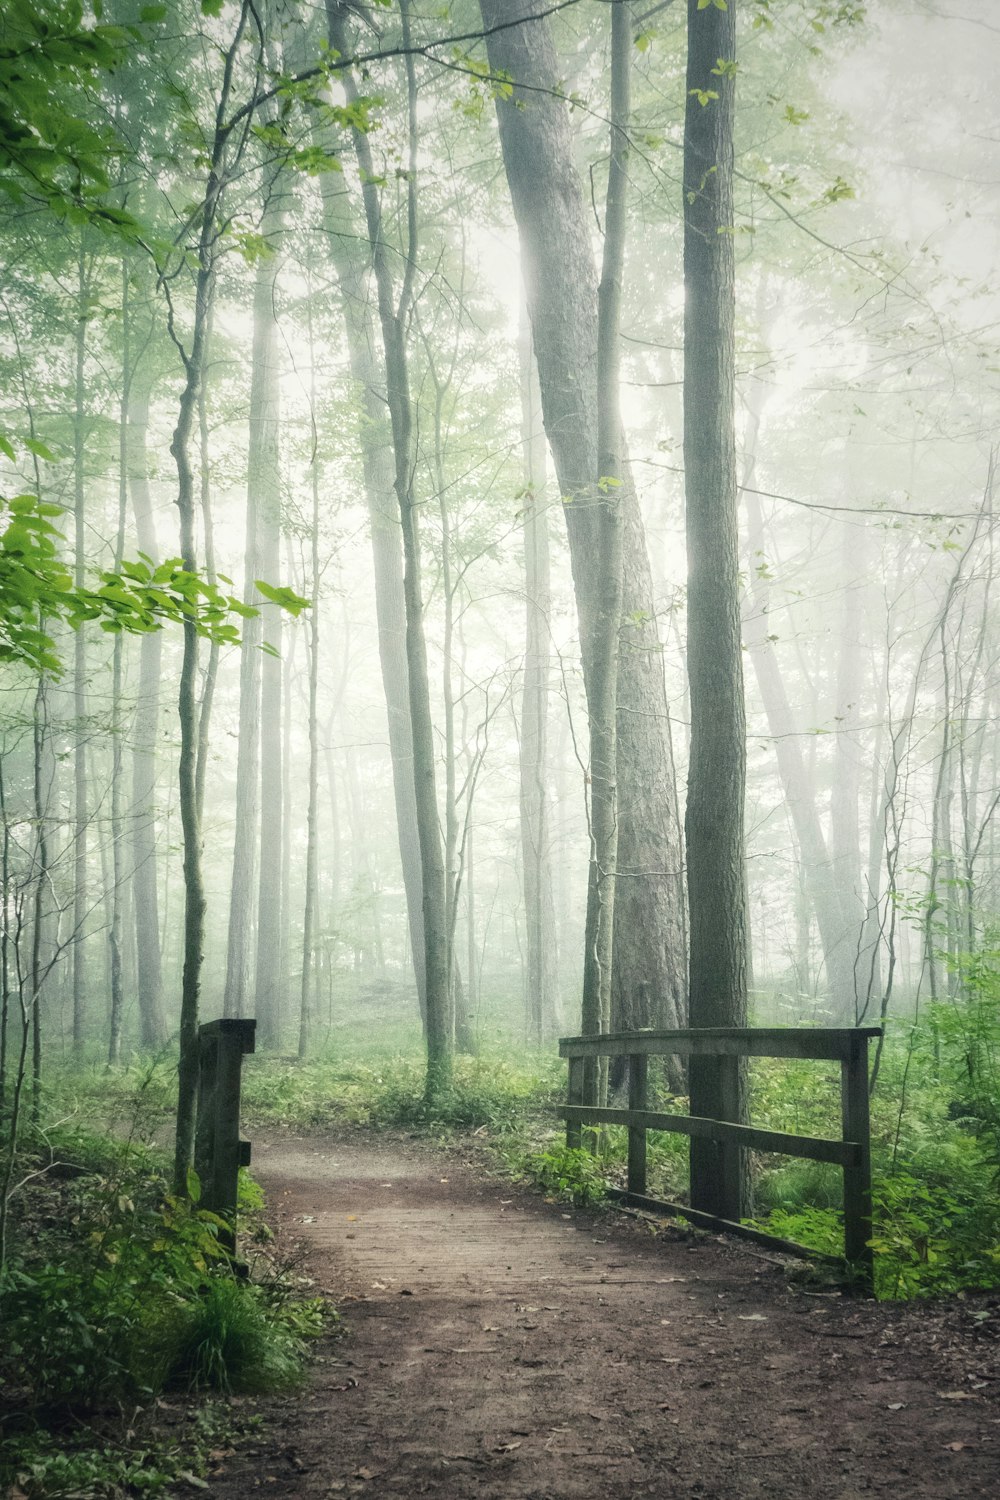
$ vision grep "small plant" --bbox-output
[520,1144,608,1207]
[154,1273,322,1393]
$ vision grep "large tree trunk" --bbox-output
[480,0,686,1056]
[683,0,747,1220]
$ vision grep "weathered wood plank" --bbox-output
[559,1104,860,1167]
[566,1054,585,1151]
[627,1054,648,1196]
[558,1026,881,1062]
[841,1034,874,1280]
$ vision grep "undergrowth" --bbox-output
[0,1115,326,1498]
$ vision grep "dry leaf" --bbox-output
[938,1391,975,1401]
[354,1467,382,1480]
[738,1314,768,1322]
[494,1441,522,1453]
[887,1403,905,1411]
[945,1441,973,1451]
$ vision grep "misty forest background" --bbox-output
[4,0,1000,1318]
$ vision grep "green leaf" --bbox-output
[139,3,168,19]
[186,1167,202,1204]
[254,579,310,616]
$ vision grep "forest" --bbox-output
[2,0,1000,1495]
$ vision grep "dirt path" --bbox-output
[208,1130,1000,1499]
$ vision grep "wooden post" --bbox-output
[717,1053,743,1223]
[627,1052,648,1196]
[841,1031,874,1289]
[195,1018,256,1254]
[567,1055,584,1150]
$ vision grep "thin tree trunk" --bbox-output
[307,73,428,1027]
[328,0,452,1097]
[299,280,322,1059]
[225,162,284,1020]
[744,483,858,1019]
[517,310,558,1044]
[72,239,90,1056]
[195,301,220,825]
[108,258,132,1065]
[169,2,256,1191]
[127,373,168,1050]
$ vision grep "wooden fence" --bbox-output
[194,1017,256,1254]
[558,1026,881,1288]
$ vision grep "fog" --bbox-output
[2,0,999,1081]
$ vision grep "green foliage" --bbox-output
[152,1274,321,1394]
[0,1,147,235]
[749,965,1000,1298]
[241,1051,563,1137]
[0,1124,322,1422]
[0,493,312,676]
[518,1144,608,1208]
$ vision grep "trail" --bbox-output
[208,1131,999,1499]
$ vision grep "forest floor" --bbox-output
[207,1128,1000,1500]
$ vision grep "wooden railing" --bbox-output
[558,1026,881,1288]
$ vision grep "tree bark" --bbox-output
[480,0,687,1054]
[683,0,747,1219]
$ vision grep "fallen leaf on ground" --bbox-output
[945,1442,973,1451]
[938,1391,975,1400]
[494,1442,521,1453]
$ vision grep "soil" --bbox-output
[207,1129,1000,1499]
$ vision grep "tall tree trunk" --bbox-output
[108,258,132,1065]
[327,0,451,1096]
[72,239,90,1056]
[253,441,285,1049]
[126,372,168,1050]
[309,105,427,1027]
[299,289,322,1059]
[480,0,687,1056]
[517,312,558,1044]
[225,163,284,1020]
[169,1,256,1191]
[683,0,747,1219]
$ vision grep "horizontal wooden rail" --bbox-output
[560,1105,859,1168]
[558,1026,880,1290]
[559,1026,882,1063]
